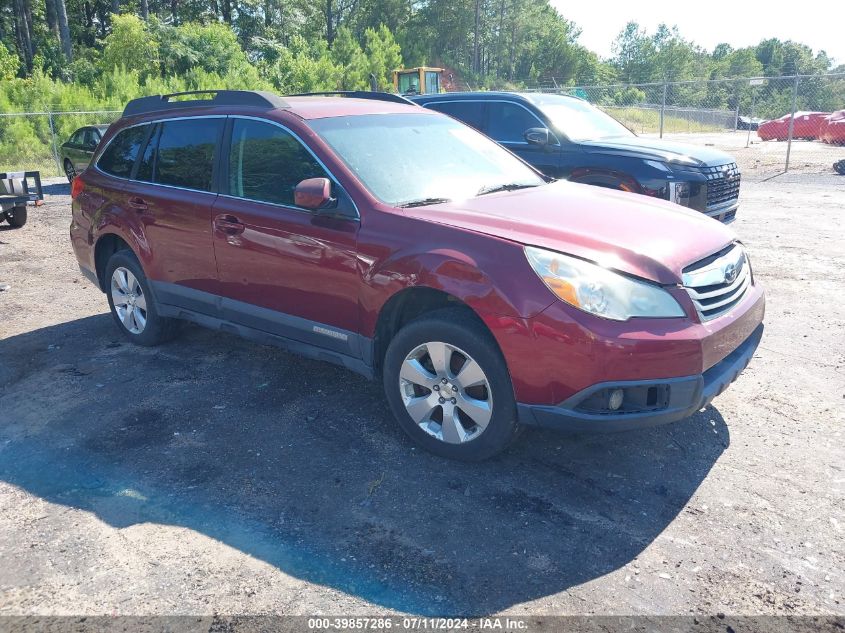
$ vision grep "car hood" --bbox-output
[579,136,734,167]
[405,181,735,284]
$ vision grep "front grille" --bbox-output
[683,244,752,321]
[703,162,741,209]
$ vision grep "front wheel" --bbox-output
[105,250,179,346]
[64,159,76,182]
[382,308,520,461]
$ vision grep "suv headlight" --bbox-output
[525,246,686,321]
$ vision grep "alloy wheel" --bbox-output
[110,267,147,334]
[399,341,493,444]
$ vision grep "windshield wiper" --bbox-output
[396,197,452,208]
[476,183,539,196]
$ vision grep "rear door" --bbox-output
[211,116,362,355]
[129,116,224,306]
[423,100,487,132]
[485,101,562,177]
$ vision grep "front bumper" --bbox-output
[517,322,763,432]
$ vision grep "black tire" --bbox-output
[64,159,76,183]
[6,205,27,228]
[382,307,520,461]
[104,249,179,346]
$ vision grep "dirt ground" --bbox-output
[648,131,845,180]
[0,176,843,619]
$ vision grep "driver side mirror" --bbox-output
[294,177,335,211]
[524,127,553,146]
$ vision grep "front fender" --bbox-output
[359,235,554,338]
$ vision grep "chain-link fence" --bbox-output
[526,73,845,181]
[1,74,844,181]
[0,110,121,178]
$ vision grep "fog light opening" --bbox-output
[608,388,624,411]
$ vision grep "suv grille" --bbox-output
[704,162,741,210]
[682,244,751,321]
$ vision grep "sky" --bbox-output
[550,1,844,66]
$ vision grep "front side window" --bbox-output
[82,128,99,149]
[228,118,330,207]
[526,94,634,141]
[487,102,543,143]
[69,129,85,146]
[309,113,544,207]
[153,118,220,192]
[97,124,148,178]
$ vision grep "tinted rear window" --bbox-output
[154,118,220,191]
[97,125,148,178]
[425,101,485,131]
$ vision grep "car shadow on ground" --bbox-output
[0,314,730,615]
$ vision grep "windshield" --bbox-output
[528,95,634,142]
[308,113,544,207]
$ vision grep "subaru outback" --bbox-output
[70,90,765,461]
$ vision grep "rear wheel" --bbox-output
[6,205,27,228]
[105,250,179,346]
[383,308,520,461]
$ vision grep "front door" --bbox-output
[485,101,563,178]
[211,117,362,356]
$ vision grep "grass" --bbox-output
[602,106,727,135]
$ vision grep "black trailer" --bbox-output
[0,171,43,228]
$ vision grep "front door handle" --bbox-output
[127,196,148,211]
[214,214,245,235]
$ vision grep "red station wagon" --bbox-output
[70,90,765,460]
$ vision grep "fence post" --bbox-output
[47,110,61,174]
[733,80,739,131]
[659,82,667,138]
[746,87,756,148]
[785,75,799,173]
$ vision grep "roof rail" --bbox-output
[290,91,418,106]
[122,90,289,118]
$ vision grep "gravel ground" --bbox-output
[649,131,845,181]
[0,176,843,618]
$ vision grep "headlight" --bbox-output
[668,181,691,206]
[525,246,686,321]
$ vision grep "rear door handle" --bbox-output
[214,214,245,235]
[127,196,148,211]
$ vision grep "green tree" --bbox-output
[0,42,19,80]
[364,24,402,90]
[331,26,368,89]
[156,20,251,77]
[100,13,159,78]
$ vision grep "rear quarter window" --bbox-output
[97,125,148,178]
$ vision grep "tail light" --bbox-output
[70,175,85,199]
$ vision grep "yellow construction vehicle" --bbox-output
[392,67,443,96]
